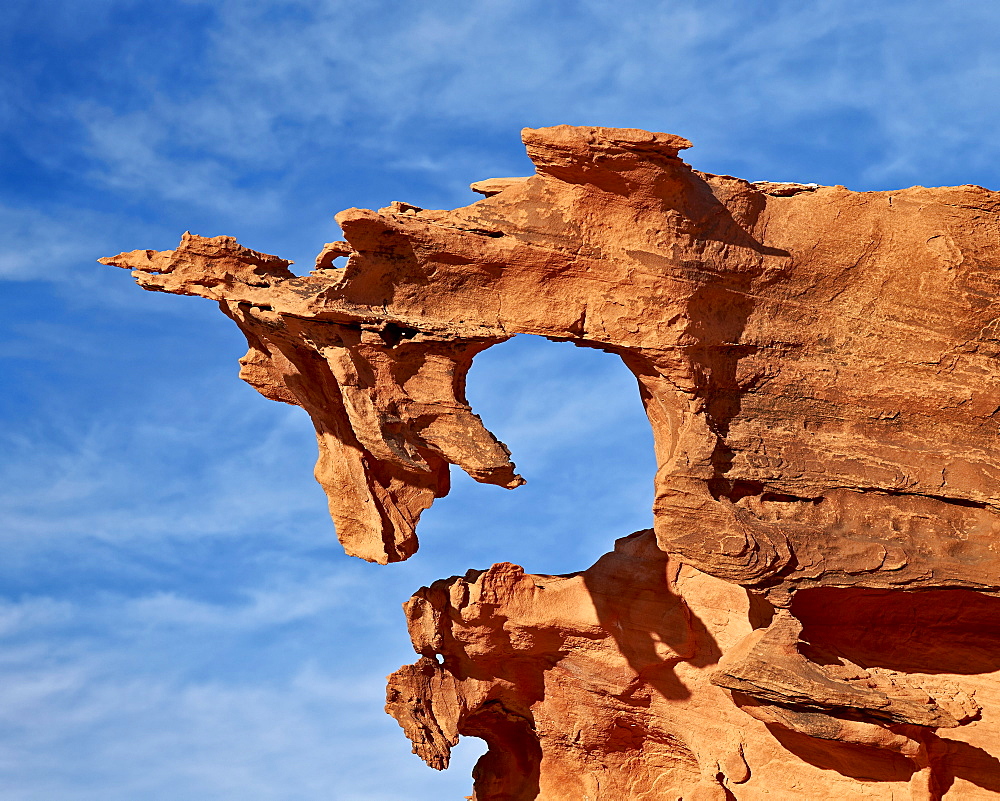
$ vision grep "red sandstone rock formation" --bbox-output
[388,530,1000,799]
[103,126,1000,798]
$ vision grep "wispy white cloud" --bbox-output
[127,574,352,629]
[0,598,75,638]
[0,206,115,281]
[0,596,482,800]
[0,376,324,545]
[76,103,286,220]
[77,0,1000,198]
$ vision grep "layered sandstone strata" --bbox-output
[104,125,1000,798]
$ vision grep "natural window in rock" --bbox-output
[104,125,1000,800]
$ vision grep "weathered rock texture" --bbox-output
[104,126,1000,798]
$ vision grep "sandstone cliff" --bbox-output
[104,126,1000,799]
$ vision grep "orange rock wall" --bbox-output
[105,126,1000,799]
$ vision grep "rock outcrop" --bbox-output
[104,126,1000,798]
[388,531,1000,799]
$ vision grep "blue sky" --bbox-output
[3,1,1000,798]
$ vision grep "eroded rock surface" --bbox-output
[104,125,1000,798]
[388,531,1000,799]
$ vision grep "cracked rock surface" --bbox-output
[105,125,1000,798]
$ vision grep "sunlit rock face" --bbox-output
[105,125,1000,799]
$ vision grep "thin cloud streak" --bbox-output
[74,0,1000,197]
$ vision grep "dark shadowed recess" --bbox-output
[793,586,1000,675]
[785,586,1000,793]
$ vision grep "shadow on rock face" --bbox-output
[932,737,1000,795]
[582,530,723,702]
[763,721,917,783]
